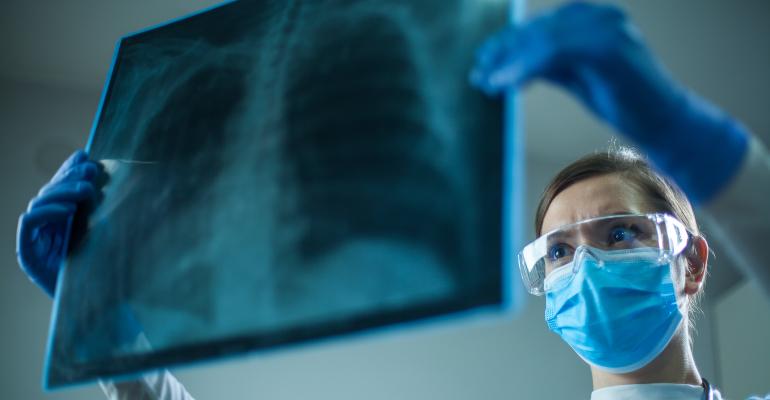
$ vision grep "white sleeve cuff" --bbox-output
[99,370,195,400]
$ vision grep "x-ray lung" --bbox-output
[46,0,508,388]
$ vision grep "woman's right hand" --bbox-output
[470,1,749,205]
[16,150,108,297]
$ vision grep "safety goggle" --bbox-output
[518,213,691,296]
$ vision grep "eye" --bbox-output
[609,225,639,244]
[548,243,571,261]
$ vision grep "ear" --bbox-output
[683,235,709,295]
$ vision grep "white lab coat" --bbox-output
[99,137,770,400]
[591,382,714,399]
[591,382,770,399]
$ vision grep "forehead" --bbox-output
[541,173,650,234]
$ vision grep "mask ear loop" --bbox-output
[674,231,697,312]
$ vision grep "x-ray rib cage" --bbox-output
[45,0,514,388]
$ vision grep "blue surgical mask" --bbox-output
[544,246,684,373]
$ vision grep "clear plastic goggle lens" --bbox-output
[518,213,690,296]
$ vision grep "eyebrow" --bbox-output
[545,230,574,244]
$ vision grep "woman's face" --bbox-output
[538,172,708,377]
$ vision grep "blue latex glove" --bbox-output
[470,1,749,205]
[16,150,107,297]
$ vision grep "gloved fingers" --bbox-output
[473,26,520,74]
[50,160,107,187]
[52,150,88,180]
[31,181,101,212]
[471,27,520,92]
[470,20,555,95]
[470,2,631,96]
[16,206,73,298]
[17,203,76,257]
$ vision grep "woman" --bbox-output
[472,2,770,398]
[521,147,715,398]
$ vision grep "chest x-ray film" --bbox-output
[46,0,513,388]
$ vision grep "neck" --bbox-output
[591,325,702,390]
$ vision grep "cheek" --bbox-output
[669,257,688,296]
